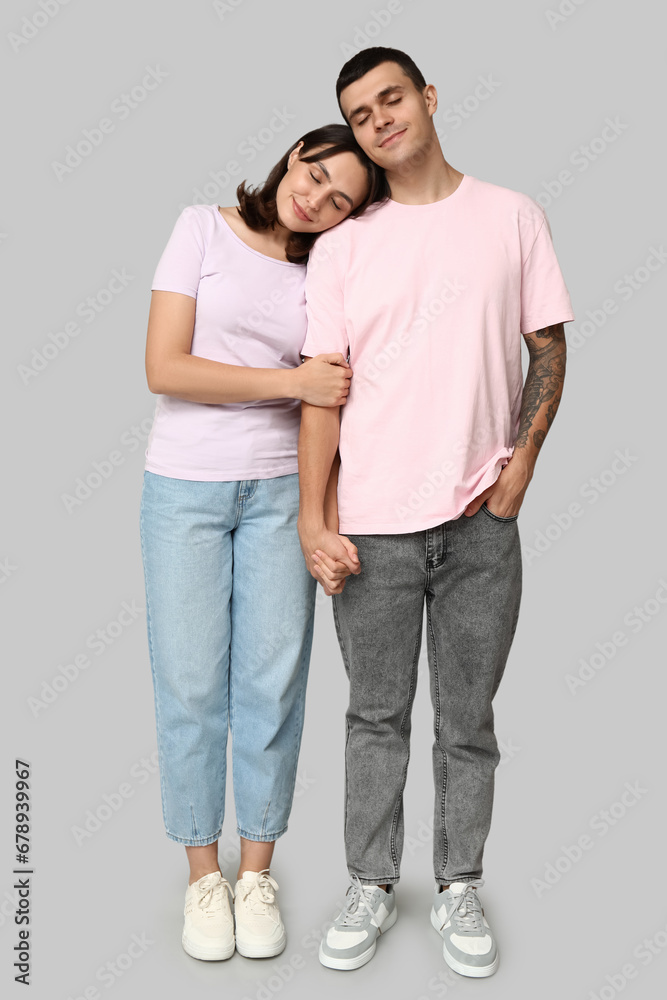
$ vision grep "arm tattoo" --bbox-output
[516,324,566,450]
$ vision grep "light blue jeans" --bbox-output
[139,471,316,846]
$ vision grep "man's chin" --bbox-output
[383,152,421,177]
[369,148,405,169]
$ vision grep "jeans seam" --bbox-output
[228,625,236,741]
[139,480,170,835]
[435,875,479,887]
[280,606,315,829]
[354,876,401,886]
[233,480,244,528]
[334,593,355,870]
[332,595,351,676]
[237,826,286,842]
[427,595,449,877]
[343,715,351,856]
[165,829,222,847]
[388,626,422,878]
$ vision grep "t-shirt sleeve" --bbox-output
[300,235,349,358]
[151,206,207,299]
[520,204,574,334]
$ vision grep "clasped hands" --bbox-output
[297,524,361,597]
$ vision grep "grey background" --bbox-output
[2,0,665,997]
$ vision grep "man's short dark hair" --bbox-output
[336,47,427,120]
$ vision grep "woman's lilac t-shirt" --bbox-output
[144,205,307,481]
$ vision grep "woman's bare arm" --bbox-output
[145,291,352,406]
[145,290,297,403]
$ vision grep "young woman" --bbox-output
[139,125,387,964]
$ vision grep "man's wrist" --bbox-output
[297,511,326,533]
[508,447,535,483]
[324,515,339,535]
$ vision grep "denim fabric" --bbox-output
[139,471,316,846]
[332,503,522,885]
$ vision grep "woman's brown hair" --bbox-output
[236,124,388,263]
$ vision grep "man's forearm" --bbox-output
[297,402,340,529]
[323,449,341,533]
[514,323,567,474]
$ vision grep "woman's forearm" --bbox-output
[148,353,301,404]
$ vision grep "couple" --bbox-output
[140,46,573,978]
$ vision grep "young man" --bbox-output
[297,48,574,977]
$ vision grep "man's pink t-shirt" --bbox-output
[301,174,575,534]
[145,204,306,481]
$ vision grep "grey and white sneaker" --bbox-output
[430,879,498,977]
[182,871,235,961]
[319,874,397,971]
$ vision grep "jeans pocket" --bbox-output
[481,501,519,523]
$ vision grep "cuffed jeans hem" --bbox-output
[435,875,482,886]
[165,829,221,847]
[237,825,287,843]
[351,873,401,886]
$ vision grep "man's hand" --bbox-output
[312,535,360,596]
[298,523,360,596]
[465,323,567,519]
[464,452,532,518]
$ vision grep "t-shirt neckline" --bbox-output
[215,206,302,266]
[386,173,471,209]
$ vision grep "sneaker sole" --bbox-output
[318,906,398,971]
[430,907,499,978]
[235,931,287,959]
[182,933,235,961]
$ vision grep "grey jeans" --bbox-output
[331,502,522,886]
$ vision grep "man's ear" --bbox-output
[287,140,305,168]
[424,83,438,117]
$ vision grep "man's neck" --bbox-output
[387,141,464,206]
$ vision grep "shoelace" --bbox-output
[437,878,485,934]
[195,873,233,913]
[338,873,383,929]
[238,870,280,913]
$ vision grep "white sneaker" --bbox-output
[234,869,286,958]
[182,871,235,961]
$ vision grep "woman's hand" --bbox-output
[291,354,353,406]
[297,522,360,596]
[311,535,360,596]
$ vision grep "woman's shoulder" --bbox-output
[178,203,222,224]
[169,203,221,243]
